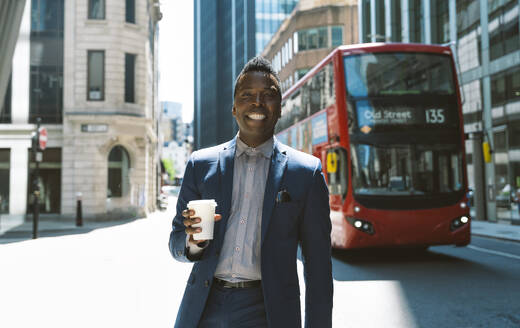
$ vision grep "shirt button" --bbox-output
[235,246,240,252]
[232,274,237,278]
[240,219,245,224]
[249,167,254,171]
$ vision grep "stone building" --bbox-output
[261,0,359,94]
[0,0,162,227]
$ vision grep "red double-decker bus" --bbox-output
[275,43,470,249]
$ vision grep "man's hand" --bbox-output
[182,209,222,246]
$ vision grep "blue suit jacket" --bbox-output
[169,137,333,328]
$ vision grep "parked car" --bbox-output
[161,185,180,196]
[158,192,168,211]
[496,184,512,208]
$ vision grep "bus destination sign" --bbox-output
[356,101,455,133]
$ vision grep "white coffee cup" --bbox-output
[187,199,218,240]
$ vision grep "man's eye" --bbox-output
[241,92,252,97]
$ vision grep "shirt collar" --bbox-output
[235,134,275,159]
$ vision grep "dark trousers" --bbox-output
[198,283,268,328]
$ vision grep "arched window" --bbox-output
[107,146,130,198]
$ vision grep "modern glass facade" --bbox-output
[30,0,64,124]
[0,74,11,123]
[194,0,296,149]
[255,0,298,54]
[359,0,520,223]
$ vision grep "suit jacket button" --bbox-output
[204,280,209,287]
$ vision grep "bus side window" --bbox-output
[326,147,348,199]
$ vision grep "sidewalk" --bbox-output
[471,220,520,242]
[0,218,139,244]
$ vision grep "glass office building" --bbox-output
[255,0,299,53]
[358,0,520,224]
[194,0,298,149]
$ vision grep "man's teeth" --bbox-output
[247,113,265,120]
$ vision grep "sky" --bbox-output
[158,1,194,123]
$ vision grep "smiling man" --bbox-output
[169,56,333,328]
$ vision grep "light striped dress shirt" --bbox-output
[213,136,274,282]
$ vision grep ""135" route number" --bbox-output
[425,109,445,124]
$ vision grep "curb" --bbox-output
[471,233,520,243]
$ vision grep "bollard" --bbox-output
[76,192,83,227]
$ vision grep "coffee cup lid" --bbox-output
[188,199,217,207]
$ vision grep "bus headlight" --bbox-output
[450,216,470,231]
[347,217,375,235]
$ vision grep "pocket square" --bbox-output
[276,189,292,203]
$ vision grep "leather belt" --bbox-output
[213,277,261,289]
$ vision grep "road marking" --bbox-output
[468,245,520,260]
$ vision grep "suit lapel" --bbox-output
[216,138,236,244]
[261,141,288,246]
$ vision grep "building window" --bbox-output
[375,0,385,41]
[494,130,507,152]
[331,26,343,47]
[288,37,293,60]
[362,0,371,42]
[510,121,520,148]
[491,74,506,106]
[88,0,105,20]
[0,149,9,214]
[489,3,519,61]
[30,0,64,124]
[126,0,135,23]
[108,146,131,198]
[125,53,136,103]
[88,50,104,101]
[457,0,481,72]
[390,0,402,42]
[409,0,424,43]
[297,26,344,51]
[1,73,12,123]
[491,68,520,107]
[297,27,327,51]
[431,0,450,44]
[296,68,310,80]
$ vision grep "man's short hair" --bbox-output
[233,56,282,100]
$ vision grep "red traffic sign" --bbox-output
[38,127,47,150]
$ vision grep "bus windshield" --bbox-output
[351,143,463,196]
[344,52,455,97]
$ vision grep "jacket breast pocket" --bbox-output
[272,201,303,238]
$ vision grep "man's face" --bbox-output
[232,71,281,146]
